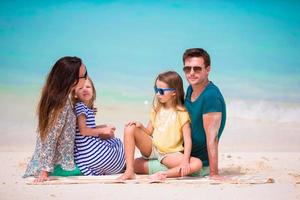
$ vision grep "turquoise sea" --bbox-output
[1,0,300,123]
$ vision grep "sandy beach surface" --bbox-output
[1,94,300,200]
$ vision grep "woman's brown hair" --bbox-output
[153,71,185,112]
[38,56,82,141]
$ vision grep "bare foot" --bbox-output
[149,171,167,182]
[116,171,136,181]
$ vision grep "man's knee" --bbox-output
[191,157,203,172]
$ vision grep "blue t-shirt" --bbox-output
[185,82,226,166]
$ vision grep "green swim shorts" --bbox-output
[50,165,83,176]
[148,159,210,177]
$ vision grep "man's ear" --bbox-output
[206,65,211,73]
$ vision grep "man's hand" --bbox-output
[209,174,227,181]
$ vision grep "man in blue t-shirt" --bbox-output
[134,48,226,180]
[182,48,226,179]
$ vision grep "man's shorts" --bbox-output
[148,159,210,177]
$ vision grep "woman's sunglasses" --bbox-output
[79,70,88,80]
[154,86,175,95]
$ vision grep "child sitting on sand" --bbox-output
[72,76,125,175]
[118,71,202,181]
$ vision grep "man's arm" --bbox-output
[203,112,222,179]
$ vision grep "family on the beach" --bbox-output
[23,48,226,183]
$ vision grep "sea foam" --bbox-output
[227,99,300,123]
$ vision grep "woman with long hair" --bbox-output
[24,56,87,182]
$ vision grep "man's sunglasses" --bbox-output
[183,66,205,74]
[154,86,175,95]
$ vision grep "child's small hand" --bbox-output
[179,161,190,177]
[126,121,142,128]
[93,107,98,115]
[99,125,115,139]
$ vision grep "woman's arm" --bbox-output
[37,103,70,182]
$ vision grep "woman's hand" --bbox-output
[33,170,49,183]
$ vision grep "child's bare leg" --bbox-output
[117,126,136,180]
[117,125,152,180]
[134,157,149,174]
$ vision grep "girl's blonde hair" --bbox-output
[152,71,185,112]
[71,76,97,109]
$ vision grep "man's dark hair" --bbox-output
[183,48,211,67]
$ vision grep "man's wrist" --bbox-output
[209,169,219,176]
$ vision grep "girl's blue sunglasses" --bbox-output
[154,86,175,95]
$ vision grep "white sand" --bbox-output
[1,93,300,199]
[1,152,299,200]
